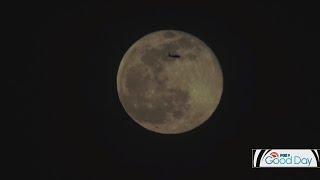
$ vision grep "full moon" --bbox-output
[117,30,223,134]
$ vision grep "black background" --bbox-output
[21,0,320,179]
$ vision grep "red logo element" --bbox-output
[270,152,279,158]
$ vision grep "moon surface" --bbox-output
[117,30,223,134]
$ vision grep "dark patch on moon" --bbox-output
[123,46,191,124]
[163,31,176,38]
[176,37,194,49]
[123,93,169,124]
[166,88,190,119]
[123,68,191,124]
[123,90,190,124]
[140,48,165,74]
[125,65,152,93]
[124,65,169,124]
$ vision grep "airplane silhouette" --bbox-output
[168,52,180,58]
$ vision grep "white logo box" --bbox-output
[252,149,320,168]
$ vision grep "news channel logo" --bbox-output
[252,149,320,168]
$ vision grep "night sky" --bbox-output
[22,1,320,179]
